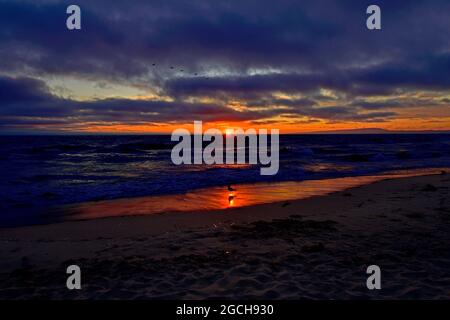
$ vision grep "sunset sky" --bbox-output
[0,0,450,134]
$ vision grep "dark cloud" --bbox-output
[0,0,449,131]
[164,51,450,99]
[1,0,450,79]
[0,76,400,129]
[0,76,51,103]
[0,76,268,127]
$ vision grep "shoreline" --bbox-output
[3,167,448,229]
[1,172,449,299]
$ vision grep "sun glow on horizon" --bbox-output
[225,128,235,136]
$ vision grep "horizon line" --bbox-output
[1,129,449,136]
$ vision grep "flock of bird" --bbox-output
[151,63,203,77]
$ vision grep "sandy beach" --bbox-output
[1,172,450,299]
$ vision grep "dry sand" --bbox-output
[1,173,450,299]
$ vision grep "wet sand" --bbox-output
[0,172,450,299]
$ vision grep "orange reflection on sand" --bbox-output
[63,168,449,222]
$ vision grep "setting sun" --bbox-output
[225,128,235,136]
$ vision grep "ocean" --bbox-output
[1,134,449,227]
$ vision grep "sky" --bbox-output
[0,0,449,134]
